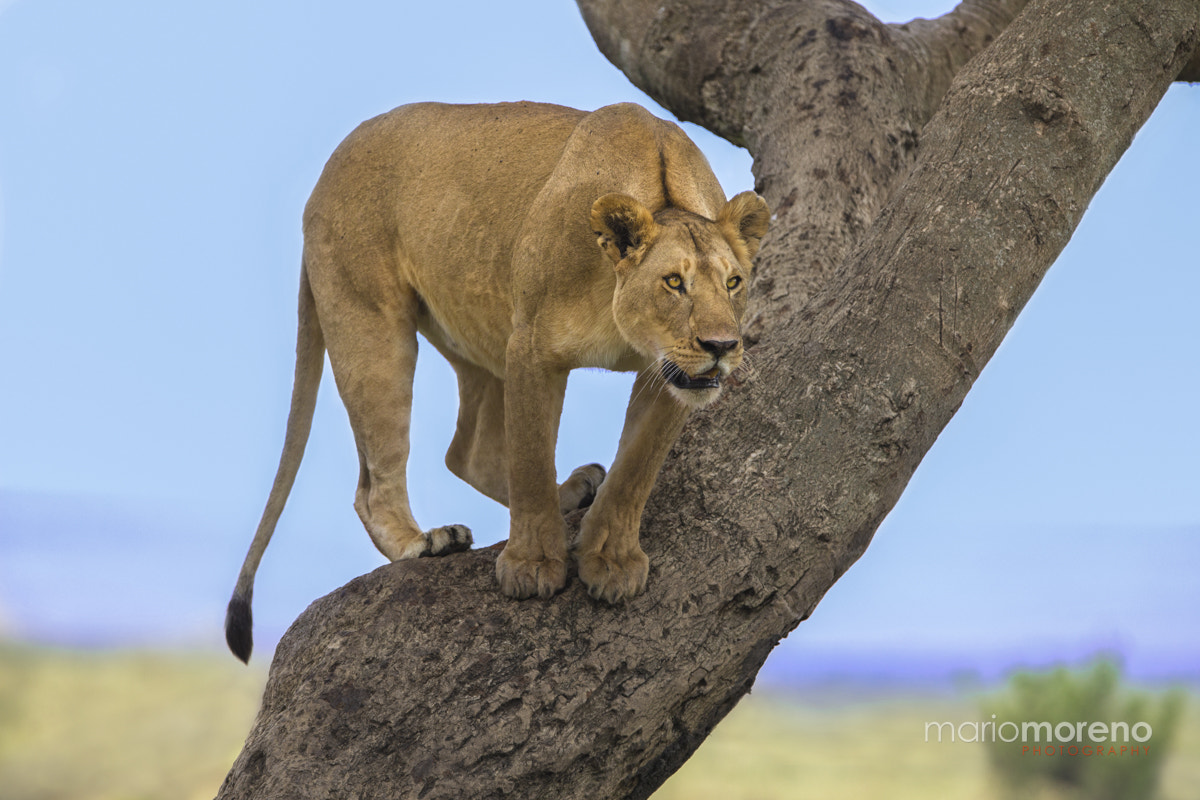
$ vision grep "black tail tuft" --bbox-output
[225,595,254,664]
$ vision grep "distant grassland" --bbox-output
[1,643,1196,800]
[0,644,265,800]
[659,690,1200,800]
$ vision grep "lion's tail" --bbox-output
[225,260,325,663]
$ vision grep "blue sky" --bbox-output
[0,1,1196,682]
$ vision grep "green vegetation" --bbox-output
[660,674,1199,800]
[981,659,1187,800]
[1,643,1196,800]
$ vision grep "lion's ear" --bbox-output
[591,194,658,266]
[718,191,770,262]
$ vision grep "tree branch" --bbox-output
[891,0,1032,124]
[581,0,1030,333]
[577,0,1028,145]
[218,1,1199,798]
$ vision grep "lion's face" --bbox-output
[592,192,770,408]
[613,214,749,408]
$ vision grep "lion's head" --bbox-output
[591,191,770,408]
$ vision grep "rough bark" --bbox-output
[579,0,1032,327]
[218,1,1199,798]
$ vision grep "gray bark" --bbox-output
[218,1,1199,798]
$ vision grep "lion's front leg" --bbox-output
[495,335,572,599]
[576,370,690,603]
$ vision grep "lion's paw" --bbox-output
[398,524,473,559]
[558,462,607,514]
[578,547,649,604]
[495,549,567,600]
[569,463,606,509]
[425,524,473,556]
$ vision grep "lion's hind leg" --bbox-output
[352,447,473,559]
[335,325,475,561]
[307,243,473,563]
[444,361,607,514]
[444,360,510,506]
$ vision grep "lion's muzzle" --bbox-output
[661,361,722,391]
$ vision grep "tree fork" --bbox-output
[218,1,1199,798]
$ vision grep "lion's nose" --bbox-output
[697,338,738,358]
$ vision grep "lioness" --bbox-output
[225,101,768,661]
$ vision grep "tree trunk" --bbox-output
[218,1,1199,798]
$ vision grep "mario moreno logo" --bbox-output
[925,714,1155,757]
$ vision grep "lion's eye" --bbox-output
[726,275,742,291]
[664,274,684,291]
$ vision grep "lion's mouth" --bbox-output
[662,362,721,391]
